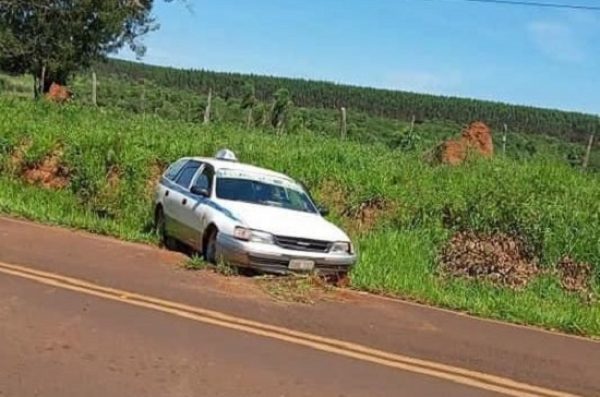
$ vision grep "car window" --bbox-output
[174,161,201,189]
[191,165,214,193]
[216,178,317,213]
[164,159,187,181]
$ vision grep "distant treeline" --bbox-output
[96,59,598,143]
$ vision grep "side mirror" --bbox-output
[191,186,209,197]
[317,205,329,217]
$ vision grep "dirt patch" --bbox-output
[146,161,166,198]
[7,139,31,174]
[257,275,336,304]
[316,180,348,214]
[106,166,121,189]
[22,149,70,189]
[440,231,538,288]
[435,121,494,166]
[90,166,123,219]
[316,181,394,234]
[343,197,392,233]
[557,257,592,293]
[45,83,73,103]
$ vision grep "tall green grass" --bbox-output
[0,98,598,336]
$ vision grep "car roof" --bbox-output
[185,157,294,182]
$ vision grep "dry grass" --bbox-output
[257,275,334,304]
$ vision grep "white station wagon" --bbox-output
[154,150,356,276]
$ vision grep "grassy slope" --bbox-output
[0,98,598,336]
[3,70,598,171]
[66,71,600,171]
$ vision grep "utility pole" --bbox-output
[583,133,595,170]
[91,71,97,106]
[340,107,347,140]
[502,123,508,156]
[203,88,212,125]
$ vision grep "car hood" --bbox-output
[219,200,350,242]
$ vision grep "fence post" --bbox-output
[502,123,508,156]
[583,133,595,170]
[340,107,347,140]
[203,88,212,125]
[92,71,97,106]
[409,114,416,134]
[141,78,146,120]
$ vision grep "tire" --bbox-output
[155,207,177,250]
[203,228,218,264]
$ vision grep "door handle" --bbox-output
[181,198,187,205]
[165,190,169,197]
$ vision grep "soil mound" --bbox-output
[22,150,69,189]
[440,231,538,288]
[45,83,73,103]
[557,257,592,293]
[342,197,390,233]
[437,121,494,165]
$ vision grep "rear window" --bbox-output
[164,159,187,181]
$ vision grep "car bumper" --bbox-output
[216,233,356,275]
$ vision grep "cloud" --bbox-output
[386,70,463,95]
[527,21,585,63]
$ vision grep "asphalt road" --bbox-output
[0,217,598,397]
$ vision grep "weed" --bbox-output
[257,275,332,304]
[184,255,208,271]
[215,260,238,277]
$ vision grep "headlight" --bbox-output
[233,227,274,244]
[330,241,353,254]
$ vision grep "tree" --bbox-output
[0,0,166,97]
[271,88,292,134]
[240,81,256,128]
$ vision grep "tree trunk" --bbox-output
[41,69,68,93]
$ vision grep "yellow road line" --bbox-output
[0,261,580,397]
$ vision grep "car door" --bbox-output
[186,163,216,248]
[164,160,202,243]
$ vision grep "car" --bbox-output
[154,150,357,276]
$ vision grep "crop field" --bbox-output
[0,97,598,336]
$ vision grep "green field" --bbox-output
[0,98,598,336]
[3,64,598,171]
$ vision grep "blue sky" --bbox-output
[117,0,600,115]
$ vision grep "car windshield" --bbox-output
[216,177,317,214]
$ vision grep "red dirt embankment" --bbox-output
[437,121,494,165]
[45,83,73,103]
[22,149,70,189]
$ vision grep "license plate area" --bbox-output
[288,259,315,271]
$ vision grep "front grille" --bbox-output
[248,255,289,267]
[273,235,331,253]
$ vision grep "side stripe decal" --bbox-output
[160,178,240,222]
